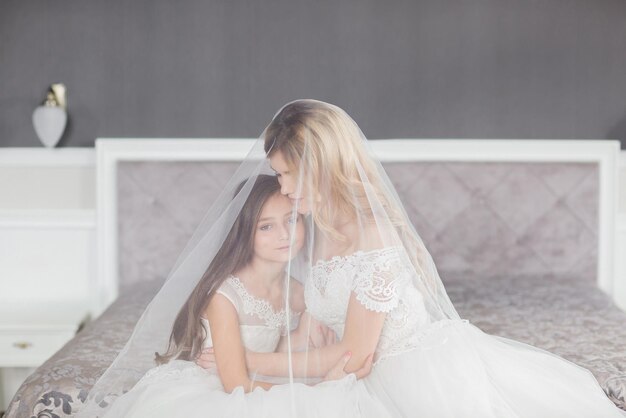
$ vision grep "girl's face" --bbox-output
[253,192,305,263]
[269,150,313,215]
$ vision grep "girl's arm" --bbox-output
[246,293,386,378]
[205,294,274,392]
[204,295,373,384]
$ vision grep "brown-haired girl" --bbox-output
[102,174,388,418]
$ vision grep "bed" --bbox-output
[6,138,626,417]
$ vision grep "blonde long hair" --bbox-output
[264,99,401,242]
[263,100,450,314]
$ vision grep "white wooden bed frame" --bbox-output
[95,138,622,316]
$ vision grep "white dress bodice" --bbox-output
[202,275,300,353]
[304,246,431,362]
[201,319,282,353]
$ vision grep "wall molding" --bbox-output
[0,148,95,167]
[0,209,95,228]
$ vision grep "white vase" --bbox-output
[32,106,67,148]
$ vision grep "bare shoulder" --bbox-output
[205,292,238,321]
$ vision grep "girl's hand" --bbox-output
[323,351,374,382]
[195,347,217,370]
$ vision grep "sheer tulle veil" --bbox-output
[79,99,459,416]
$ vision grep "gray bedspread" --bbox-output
[446,273,626,410]
[6,274,626,417]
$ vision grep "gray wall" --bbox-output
[1,0,626,148]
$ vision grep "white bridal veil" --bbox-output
[79,99,459,417]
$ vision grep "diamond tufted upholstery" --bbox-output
[117,160,598,289]
[385,162,598,281]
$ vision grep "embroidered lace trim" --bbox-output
[312,246,412,313]
[226,275,299,334]
[309,246,439,359]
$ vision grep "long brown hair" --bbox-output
[155,175,282,364]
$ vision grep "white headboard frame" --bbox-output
[95,138,621,316]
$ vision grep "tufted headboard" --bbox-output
[95,139,620,315]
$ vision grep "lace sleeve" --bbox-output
[352,247,412,313]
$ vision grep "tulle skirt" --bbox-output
[104,320,625,418]
[103,360,390,418]
[364,319,626,418]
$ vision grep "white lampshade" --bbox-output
[32,106,67,148]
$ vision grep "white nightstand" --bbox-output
[0,301,89,367]
[0,148,96,410]
[0,301,90,409]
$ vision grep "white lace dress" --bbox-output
[306,246,626,418]
[104,275,390,418]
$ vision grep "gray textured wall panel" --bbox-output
[1,0,625,147]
